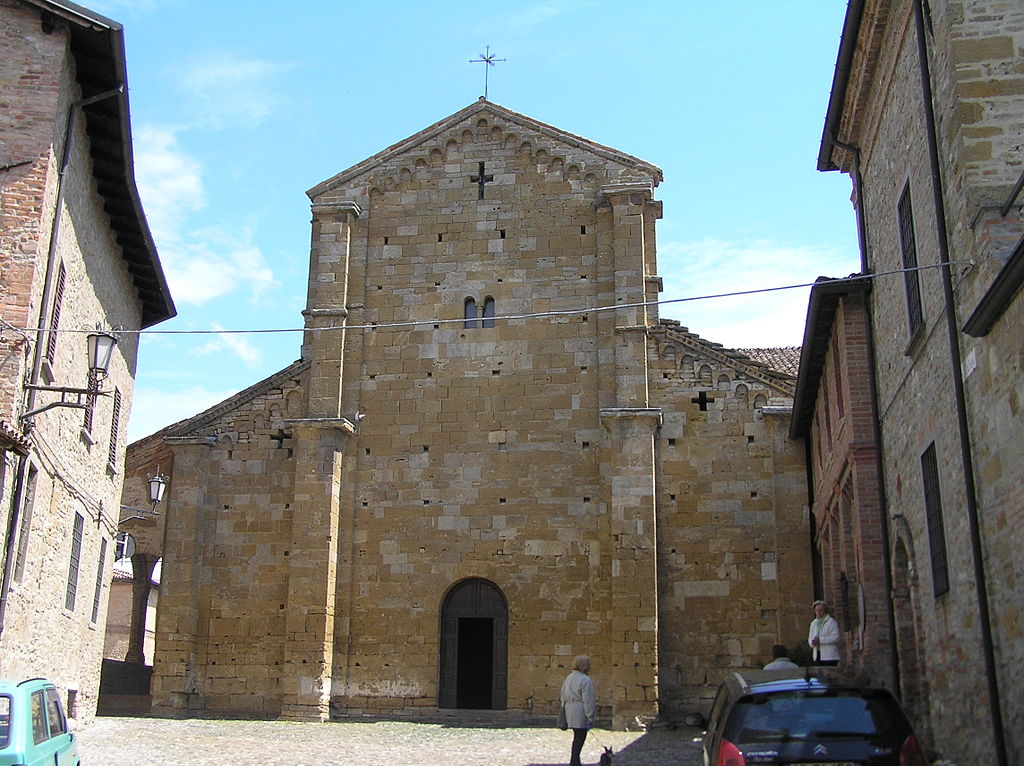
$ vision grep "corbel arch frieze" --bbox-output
[650,324,796,398]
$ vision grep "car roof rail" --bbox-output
[731,672,750,693]
[16,678,48,687]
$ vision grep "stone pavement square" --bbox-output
[77,718,703,765]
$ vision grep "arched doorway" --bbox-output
[892,537,929,729]
[438,578,507,710]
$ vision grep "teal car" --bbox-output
[0,678,79,766]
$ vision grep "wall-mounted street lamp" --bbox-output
[118,468,170,531]
[147,469,168,511]
[20,330,117,424]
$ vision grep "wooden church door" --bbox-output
[438,578,508,710]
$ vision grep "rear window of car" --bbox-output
[31,690,48,745]
[725,687,910,743]
[44,688,66,737]
[0,695,10,748]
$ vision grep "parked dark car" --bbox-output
[0,677,79,766]
[702,669,927,766]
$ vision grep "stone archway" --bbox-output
[892,535,930,738]
[438,578,508,710]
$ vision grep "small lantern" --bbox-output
[87,331,118,375]
[147,470,168,507]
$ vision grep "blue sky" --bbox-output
[87,1,860,441]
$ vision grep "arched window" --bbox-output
[481,297,495,328]
[464,298,478,329]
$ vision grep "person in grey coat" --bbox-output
[560,655,596,766]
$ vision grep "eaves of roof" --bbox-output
[21,0,175,328]
[817,0,866,172]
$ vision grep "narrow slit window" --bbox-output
[464,297,478,329]
[482,297,496,328]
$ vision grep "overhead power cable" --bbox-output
[7,261,970,337]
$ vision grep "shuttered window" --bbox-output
[107,388,122,468]
[91,538,107,623]
[44,263,67,364]
[921,442,950,596]
[65,512,84,611]
[897,185,924,338]
[14,466,38,583]
[83,368,99,433]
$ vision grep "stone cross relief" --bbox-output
[471,162,494,199]
[692,390,716,411]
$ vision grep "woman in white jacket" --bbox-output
[560,655,596,766]
[808,600,841,665]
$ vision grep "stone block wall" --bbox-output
[151,367,306,718]
[650,325,811,717]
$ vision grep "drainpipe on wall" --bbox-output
[0,85,124,639]
[911,2,1008,764]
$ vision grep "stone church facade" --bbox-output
[143,100,812,726]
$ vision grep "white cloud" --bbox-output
[133,127,279,306]
[176,53,293,129]
[657,237,859,349]
[162,233,278,306]
[133,126,203,243]
[193,323,263,367]
[126,384,237,443]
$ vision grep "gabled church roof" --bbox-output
[308,98,663,198]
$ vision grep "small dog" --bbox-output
[598,745,613,766]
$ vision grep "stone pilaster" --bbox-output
[600,407,661,728]
[601,184,656,407]
[302,201,360,419]
[150,439,214,717]
[278,420,348,721]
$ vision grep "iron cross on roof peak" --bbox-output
[469,45,506,100]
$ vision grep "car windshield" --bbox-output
[0,694,10,749]
[725,687,910,744]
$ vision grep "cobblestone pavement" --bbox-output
[77,717,703,765]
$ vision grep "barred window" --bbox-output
[897,184,924,338]
[921,442,950,596]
